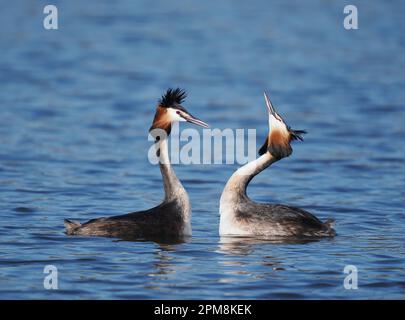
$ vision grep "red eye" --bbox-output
[176,111,180,114]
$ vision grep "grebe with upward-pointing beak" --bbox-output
[64,88,209,240]
[219,92,335,238]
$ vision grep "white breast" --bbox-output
[182,220,192,236]
[219,201,250,236]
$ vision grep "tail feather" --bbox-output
[324,218,335,228]
[323,218,336,236]
[64,219,81,235]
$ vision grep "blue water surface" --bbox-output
[0,0,404,299]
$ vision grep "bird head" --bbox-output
[258,91,306,159]
[149,88,209,137]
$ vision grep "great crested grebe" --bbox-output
[64,88,209,240]
[219,92,335,238]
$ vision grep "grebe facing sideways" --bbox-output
[65,88,209,240]
[219,92,335,238]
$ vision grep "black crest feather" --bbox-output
[258,137,268,156]
[159,88,187,108]
[288,128,307,141]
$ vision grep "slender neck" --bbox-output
[157,137,186,201]
[222,152,277,201]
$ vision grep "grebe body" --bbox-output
[219,92,335,238]
[65,88,208,240]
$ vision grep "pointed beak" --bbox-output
[182,111,210,128]
[263,91,277,116]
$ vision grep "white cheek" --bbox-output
[167,108,185,122]
[269,117,284,131]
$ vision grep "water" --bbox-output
[1,0,404,299]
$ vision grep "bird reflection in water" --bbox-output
[112,236,189,291]
[217,236,322,281]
